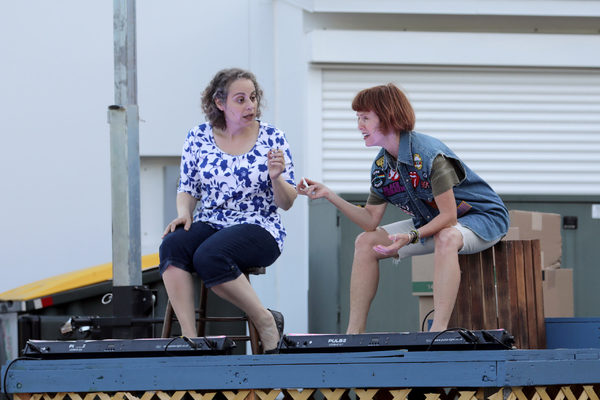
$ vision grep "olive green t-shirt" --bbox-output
[367,154,463,205]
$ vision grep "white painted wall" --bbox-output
[1,1,114,292]
[0,0,310,334]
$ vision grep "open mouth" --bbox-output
[243,113,255,120]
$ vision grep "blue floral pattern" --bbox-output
[178,121,296,251]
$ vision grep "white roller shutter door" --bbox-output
[321,66,600,195]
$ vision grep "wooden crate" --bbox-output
[449,239,545,349]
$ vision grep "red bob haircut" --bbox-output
[351,83,415,134]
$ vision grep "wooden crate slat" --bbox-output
[506,241,522,346]
[467,252,484,330]
[531,239,546,349]
[514,241,530,349]
[480,246,497,330]
[494,241,512,335]
[522,241,539,348]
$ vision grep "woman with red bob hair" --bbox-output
[298,83,509,333]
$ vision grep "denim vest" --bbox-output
[370,131,509,242]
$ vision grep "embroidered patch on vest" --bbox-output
[409,171,420,188]
[388,169,399,181]
[457,201,472,217]
[376,156,385,168]
[372,168,385,188]
[382,181,406,196]
[426,199,438,209]
[397,203,415,216]
[413,153,423,170]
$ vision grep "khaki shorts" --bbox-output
[380,219,500,261]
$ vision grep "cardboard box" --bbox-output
[509,210,562,269]
[502,227,520,241]
[542,268,574,317]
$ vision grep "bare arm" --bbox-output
[414,188,458,239]
[162,191,198,237]
[298,177,387,231]
[373,188,458,255]
[271,175,297,210]
[268,149,297,210]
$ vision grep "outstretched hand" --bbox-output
[297,177,331,200]
[372,233,409,257]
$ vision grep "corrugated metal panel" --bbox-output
[321,67,600,195]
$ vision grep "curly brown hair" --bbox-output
[201,68,263,130]
[351,83,415,134]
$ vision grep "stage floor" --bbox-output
[3,348,600,394]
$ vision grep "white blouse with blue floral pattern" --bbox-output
[177,121,296,251]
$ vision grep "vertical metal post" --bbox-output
[109,0,141,288]
[108,0,151,338]
[108,105,141,287]
[113,0,138,106]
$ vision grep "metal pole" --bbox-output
[113,0,137,106]
[109,0,141,288]
[108,0,152,339]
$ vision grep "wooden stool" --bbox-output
[448,239,546,349]
[161,267,266,354]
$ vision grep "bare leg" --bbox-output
[346,228,394,334]
[162,266,197,337]
[429,227,463,332]
[211,274,279,351]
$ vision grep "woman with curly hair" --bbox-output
[159,68,297,353]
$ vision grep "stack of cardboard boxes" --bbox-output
[411,210,574,329]
[508,210,573,318]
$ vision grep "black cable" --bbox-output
[3,357,40,400]
[481,330,513,349]
[426,327,472,351]
[163,336,182,355]
[181,336,200,350]
[165,336,214,355]
[275,335,285,353]
[280,335,293,349]
[23,341,43,355]
[457,328,480,344]
[200,337,216,350]
[421,309,435,332]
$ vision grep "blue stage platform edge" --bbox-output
[2,318,600,397]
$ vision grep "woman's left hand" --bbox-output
[267,148,285,180]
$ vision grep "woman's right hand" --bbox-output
[162,215,192,238]
[297,177,331,200]
[298,176,387,232]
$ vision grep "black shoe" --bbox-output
[268,309,284,338]
[264,309,284,354]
